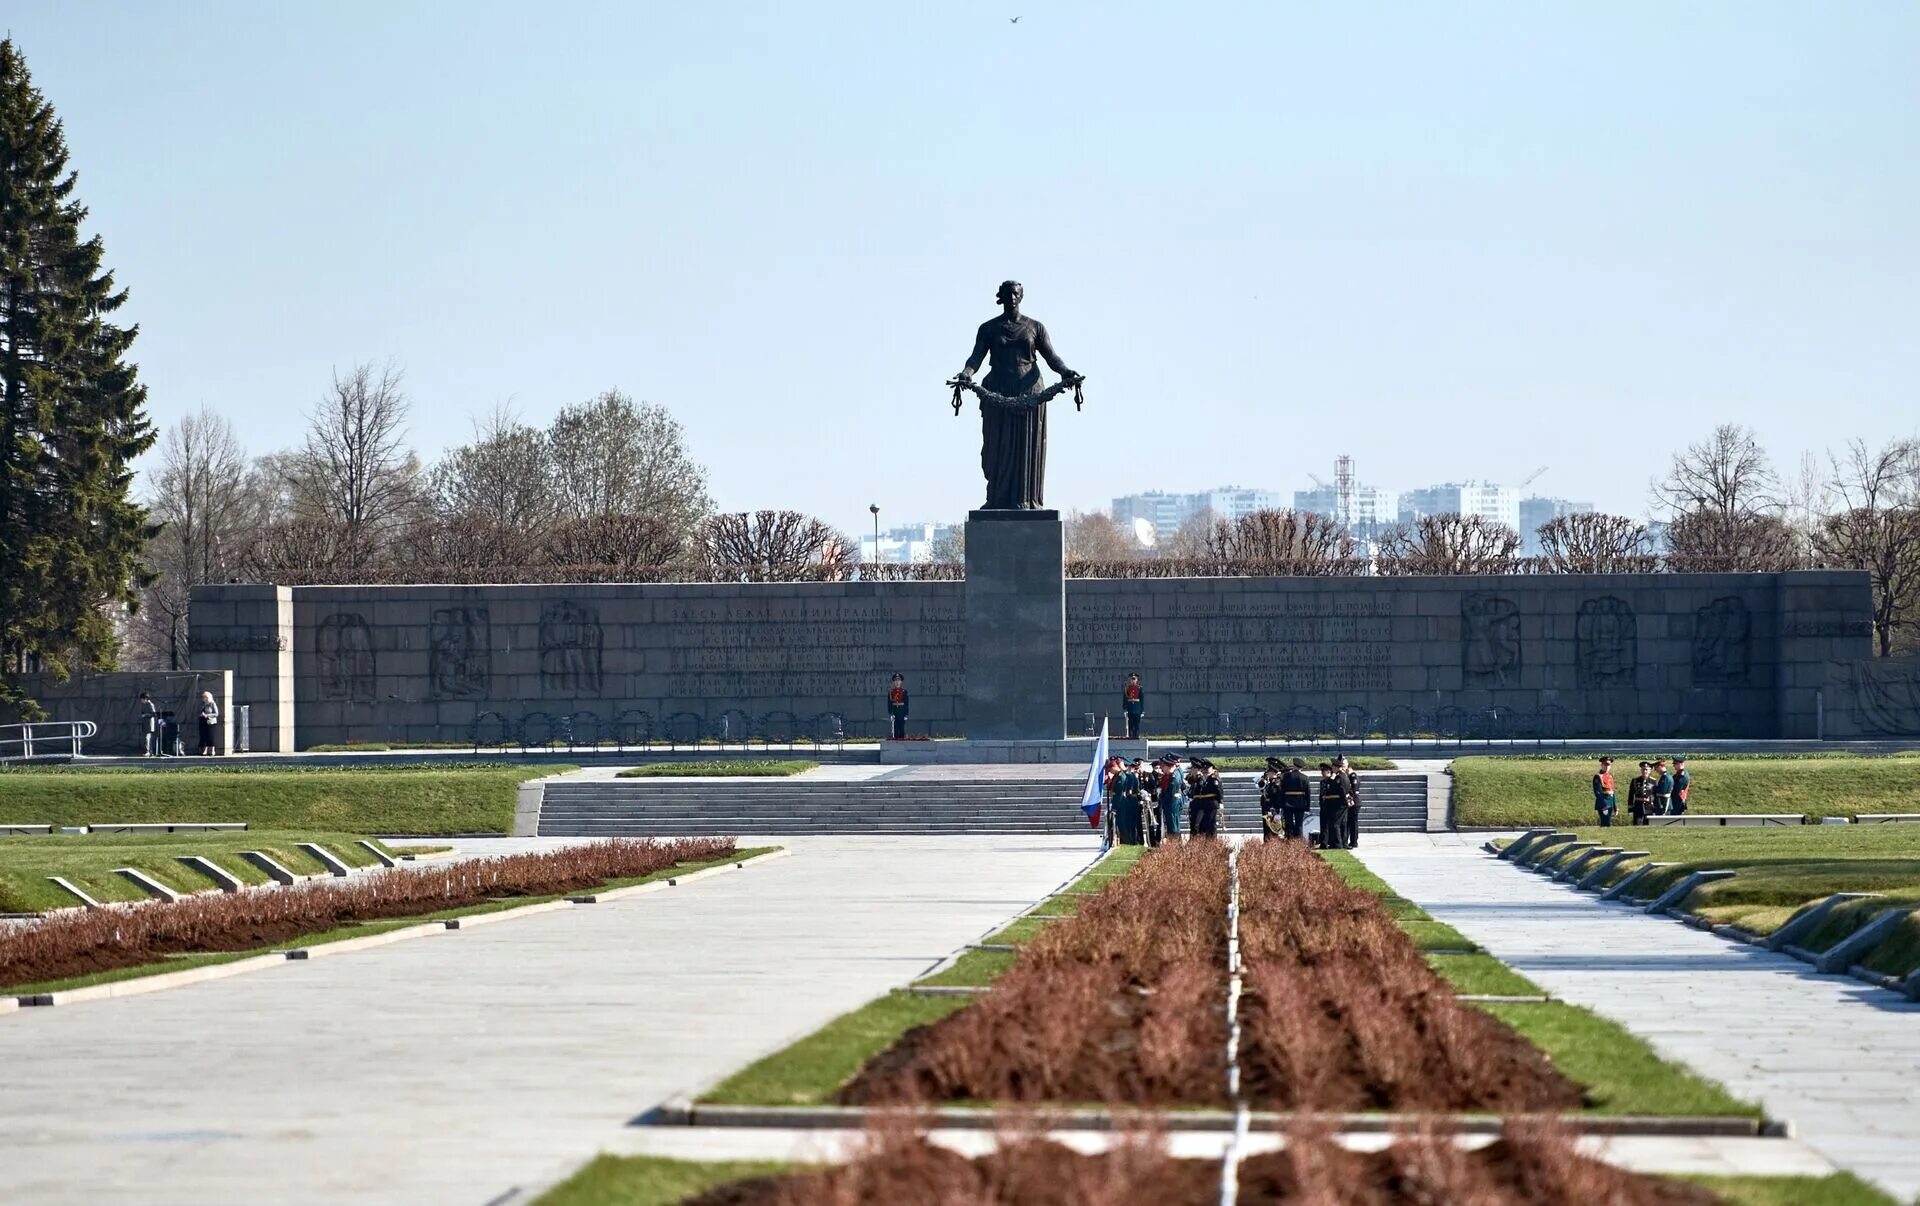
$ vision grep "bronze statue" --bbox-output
[947,281,1085,510]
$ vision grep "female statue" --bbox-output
[948,281,1085,510]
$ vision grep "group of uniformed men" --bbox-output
[1590,755,1691,826]
[1103,754,1225,846]
[1259,755,1364,848]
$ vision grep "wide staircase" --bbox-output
[535,772,1432,837]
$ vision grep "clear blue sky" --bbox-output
[11,2,1918,532]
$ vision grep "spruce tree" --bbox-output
[0,39,156,707]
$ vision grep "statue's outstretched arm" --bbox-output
[960,326,990,380]
[1034,321,1082,382]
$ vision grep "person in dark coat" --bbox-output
[1121,673,1146,739]
[1258,757,1286,841]
[1111,760,1144,845]
[1653,759,1674,816]
[1186,758,1223,838]
[885,674,910,739]
[1337,755,1362,848]
[137,690,159,757]
[1592,756,1618,827]
[1671,757,1691,815]
[1280,757,1314,840]
[1317,762,1348,849]
[1155,755,1184,844]
[1627,761,1655,826]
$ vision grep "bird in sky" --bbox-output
[1009,16,1021,23]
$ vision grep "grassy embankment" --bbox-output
[5,845,779,997]
[614,760,818,779]
[1323,850,1753,1118]
[1517,825,1920,978]
[697,845,1142,1108]
[0,831,390,912]
[0,763,568,834]
[1452,753,1920,828]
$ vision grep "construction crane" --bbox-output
[1518,465,1548,492]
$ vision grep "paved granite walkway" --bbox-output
[1355,834,1920,1202]
[0,835,1097,1205]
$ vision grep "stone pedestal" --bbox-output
[964,510,1066,741]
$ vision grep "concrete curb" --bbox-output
[46,876,103,909]
[1554,846,1619,883]
[1536,842,1598,877]
[12,953,290,1007]
[1646,869,1737,915]
[298,842,354,877]
[179,855,244,892]
[280,922,447,960]
[1599,863,1675,902]
[357,840,399,868]
[1766,894,1883,952]
[1808,906,1915,974]
[1574,850,1648,891]
[113,867,183,902]
[650,1102,1769,1137]
[1496,830,1558,862]
[1516,834,1576,868]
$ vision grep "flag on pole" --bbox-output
[1080,718,1109,830]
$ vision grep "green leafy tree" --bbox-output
[0,40,156,706]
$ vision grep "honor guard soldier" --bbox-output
[1671,757,1691,815]
[1280,758,1314,840]
[1592,756,1618,827]
[885,674,909,740]
[1259,757,1286,841]
[1121,673,1146,739]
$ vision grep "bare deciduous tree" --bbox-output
[1536,512,1652,573]
[1814,437,1920,656]
[1783,450,1827,569]
[239,517,370,580]
[1377,513,1520,575]
[699,510,855,581]
[428,404,557,536]
[1202,508,1355,569]
[1665,509,1798,572]
[1161,509,1215,559]
[293,362,418,551]
[548,390,711,533]
[133,408,260,667]
[1653,423,1780,519]
[543,513,687,574]
[1065,511,1141,561]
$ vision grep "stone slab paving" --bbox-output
[1354,834,1920,1201]
[0,835,1097,1205]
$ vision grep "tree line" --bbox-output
[1054,423,1920,656]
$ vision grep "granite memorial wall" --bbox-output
[190,570,1874,750]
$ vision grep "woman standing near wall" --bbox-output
[197,690,220,756]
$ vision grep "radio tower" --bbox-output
[1335,454,1355,533]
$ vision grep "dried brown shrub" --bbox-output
[840,841,1233,1107]
[0,838,733,987]
[1234,842,1582,1113]
[689,1127,1719,1205]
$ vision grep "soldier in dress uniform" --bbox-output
[1318,762,1347,849]
[1592,756,1618,827]
[1671,756,1692,816]
[1653,759,1674,816]
[1280,757,1314,840]
[1121,673,1146,740]
[886,674,910,740]
[1627,761,1655,826]
[1337,755,1362,848]
[1259,756,1287,841]
[1186,757,1224,838]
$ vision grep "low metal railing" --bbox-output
[0,719,98,761]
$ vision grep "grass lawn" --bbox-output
[1518,827,1920,972]
[0,830,389,912]
[1478,1000,1754,1117]
[1423,952,1542,996]
[699,991,970,1106]
[536,1154,800,1206]
[1688,1174,1897,1206]
[1453,753,1920,828]
[0,763,568,834]
[614,760,818,778]
[6,847,780,996]
[1320,850,1477,951]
